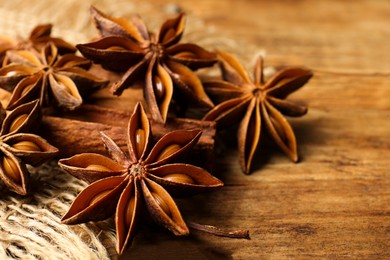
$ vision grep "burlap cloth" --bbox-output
[0,0,262,258]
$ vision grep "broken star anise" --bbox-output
[0,23,76,65]
[77,6,216,122]
[58,102,223,254]
[0,100,58,195]
[0,42,108,110]
[203,52,312,174]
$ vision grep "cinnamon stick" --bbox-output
[40,105,216,169]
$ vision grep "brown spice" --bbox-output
[0,100,58,195]
[0,42,108,110]
[203,52,312,174]
[77,6,217,123]
[0,24,76,66]
[40,104,216,163]
[58,102,223,254]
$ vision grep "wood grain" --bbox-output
[117,0,390,259]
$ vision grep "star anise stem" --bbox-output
[187,221,250,239]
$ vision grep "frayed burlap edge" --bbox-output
[0,161,117,259]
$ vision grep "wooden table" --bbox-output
[120,0,390,258]
[1,0,388,258]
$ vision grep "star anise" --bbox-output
[0,24,76,65]
[58,102,223,254]
[0,42,108,110]
[203,52,313,174]
[76,6,216,122]
[0,100,58,195]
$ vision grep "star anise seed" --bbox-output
[203,52,312,174]
[58,102,223,254]
[77,6,216,122]
[0,100,58,195]
[0,42,108,110]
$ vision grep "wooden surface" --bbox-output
[116,0,390,259]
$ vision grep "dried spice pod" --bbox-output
[58,102,223,255]
[0,100,58,195]
[77,6,217,122]
[0,36,16,66]
[0,23,76,66]
[203,52,312,174]
[0,42,108,110]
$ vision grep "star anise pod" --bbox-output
[0,100,58,195]
[76,6,216,122]
[203,52,313,174]
[0,36,17,66]
[58,102,223,254]
[0,24,76,65]
[0,42,108,110]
